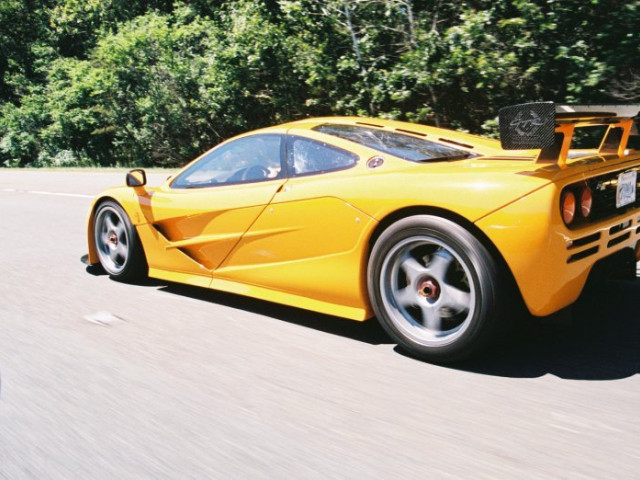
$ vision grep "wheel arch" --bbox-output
[365,206,525,310]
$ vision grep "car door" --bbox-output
[136,133,287,281]
[215,131,377,314]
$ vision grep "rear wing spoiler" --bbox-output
[498,102,640,166]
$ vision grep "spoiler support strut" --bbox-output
[498,102,639,167]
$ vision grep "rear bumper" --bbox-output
[477,184,640,317]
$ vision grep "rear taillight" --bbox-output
[561,183,595,227]
[580,187,592,218]
[561,191,576,225]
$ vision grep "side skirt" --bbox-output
[148,268,372,321]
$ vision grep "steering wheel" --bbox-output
[240,165,270,181]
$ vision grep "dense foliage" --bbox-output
[0,0,638,167]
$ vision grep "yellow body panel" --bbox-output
[87,116,640,321]
[477,156,640,316]
[148,267,212,289]
[141,180,284,272]
[208,276,369,320]
[216,194,377,317]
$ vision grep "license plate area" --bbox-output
[616,171,637,208]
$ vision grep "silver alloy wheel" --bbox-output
[379,236,476,347]
[95,206,130,275]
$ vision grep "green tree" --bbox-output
[1,0,638,167]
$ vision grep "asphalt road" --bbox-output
[1,170,639,479]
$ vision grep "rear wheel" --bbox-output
[94,200,147,281]
[368,215,506,363]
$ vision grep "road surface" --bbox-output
[0,170,638,479]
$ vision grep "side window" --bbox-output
[288,136,357,176]
[172,134,282,189]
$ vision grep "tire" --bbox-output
[93,200,147,282]
[368,215,506,363]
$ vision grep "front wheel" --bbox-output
[93,200,147,281]
[368,215,506,363]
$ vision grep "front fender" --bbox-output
[86,186,152,264]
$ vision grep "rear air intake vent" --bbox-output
[568,232,601,249]
[567,246,599,263]
[607,232,631,248]
[610,221,632,236]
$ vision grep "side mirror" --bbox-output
[126,169,147,187]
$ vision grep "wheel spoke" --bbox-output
[400,255,427,286]
[115,220,125,236]
[394,286,417,309]
[104,215,117,233]
[115,243,128,261]
[440,284,471,313]
[420,304,441,332]
[94,204,141,277]
[378,231,479,348]
[425,250,453,280]
[117,229,127,246]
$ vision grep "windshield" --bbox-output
[313,124,474,162]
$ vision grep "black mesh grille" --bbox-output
[588,167,640,221]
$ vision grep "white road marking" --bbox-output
[84,311,125,326]
[1,188,93,198]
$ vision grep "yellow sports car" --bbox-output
[86,102,640,362]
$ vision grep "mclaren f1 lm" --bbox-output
[86,102,640,362]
